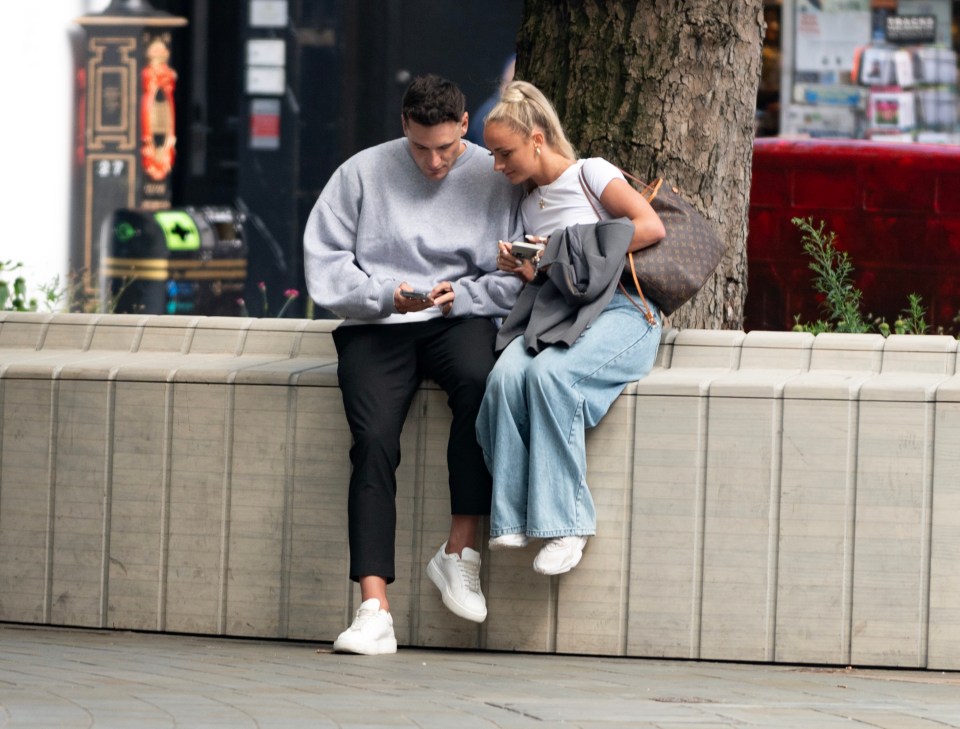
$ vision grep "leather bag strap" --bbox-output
[618,169,663,203]
[577,167,656,325]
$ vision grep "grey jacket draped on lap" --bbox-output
[495,218,635,354]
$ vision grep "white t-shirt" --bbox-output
[520,157,624,239]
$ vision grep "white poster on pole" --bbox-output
[796,0,872,81]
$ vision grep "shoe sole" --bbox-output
[333,636,398,655]
[533,542,586,576]
[426,558,487,623]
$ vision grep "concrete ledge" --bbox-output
[1,312,959,668]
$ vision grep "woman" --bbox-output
[476,80,665,576]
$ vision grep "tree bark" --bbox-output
[516,0,764,329]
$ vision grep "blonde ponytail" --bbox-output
[484,81,577,161]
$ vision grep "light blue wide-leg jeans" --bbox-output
[477,290,661,538]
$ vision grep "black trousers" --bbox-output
[332,317,497,584]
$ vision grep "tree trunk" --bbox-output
[516,0,764,329]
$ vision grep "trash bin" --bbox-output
[101,206,247,315]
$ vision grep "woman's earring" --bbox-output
[535,146,541,156]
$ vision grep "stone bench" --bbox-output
[1,311,958,669]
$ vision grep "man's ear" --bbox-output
[401,115,408,136]
[459,112,469,136]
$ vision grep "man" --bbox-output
[303,74,522,655]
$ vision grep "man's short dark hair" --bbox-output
[401,75,466,126]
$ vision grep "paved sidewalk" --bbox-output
[1,624,959,728]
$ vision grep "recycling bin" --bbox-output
[101,206,247,315]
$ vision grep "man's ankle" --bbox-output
[358,575,390,612]
[447,515,481,555]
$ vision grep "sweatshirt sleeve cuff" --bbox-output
[379,280,401,314]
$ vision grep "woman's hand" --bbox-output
[497,241,538,283]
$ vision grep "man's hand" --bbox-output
[429,281,455,316]
[394,284,434,314]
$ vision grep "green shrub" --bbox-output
[1,261,133,314]
[0,261,62,312]
[790,217,941,338]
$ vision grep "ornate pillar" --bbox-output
[74,0,187,295]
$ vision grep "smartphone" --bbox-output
[400,290,431,301]
[509,241,545,261]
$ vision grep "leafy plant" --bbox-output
[1,261,56,312]
[789,218,942,338]
[0,261,135,314]
[790,217,869,334]
[895,293,929,335]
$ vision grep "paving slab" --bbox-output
[1,624,958,728]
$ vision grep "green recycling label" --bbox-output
[154,211,201,251]
[114,221,137,243]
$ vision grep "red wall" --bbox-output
[747,139,960,332]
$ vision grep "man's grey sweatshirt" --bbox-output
[303,138,523,323]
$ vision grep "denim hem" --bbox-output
[489,527,526,537]
[525,530,595,538]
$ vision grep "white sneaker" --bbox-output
[333,598,397,655]
[426,542,487,623]
[488,533,529,550]
[533,536,588,576]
